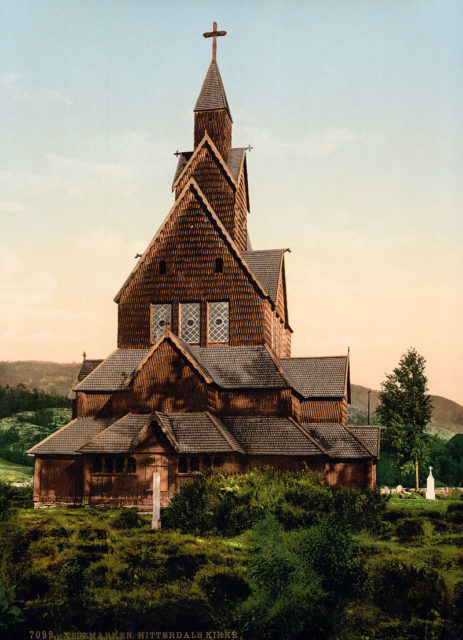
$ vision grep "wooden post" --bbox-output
[415,459,419,491]
[152,472,161,529]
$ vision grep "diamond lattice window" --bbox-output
[151,303,172,342]
[180,302,201,343]
[208,301,229,343]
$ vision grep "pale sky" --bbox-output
[1,1,462,404]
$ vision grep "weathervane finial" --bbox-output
[203,21,227,62]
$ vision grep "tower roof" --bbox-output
[194,60,232,121]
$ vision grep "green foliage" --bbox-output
[111,508,144,530]
[0,384,70,419]
[0,407,72,467]
[377,348,433,478]
[395,517,425,542]
[163,468,389,536]
[0,581,23,631]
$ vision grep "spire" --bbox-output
[194,60,232,122]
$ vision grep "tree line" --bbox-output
[0,384,70,419]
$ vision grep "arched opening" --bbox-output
[202,457,211,470]
[215,257,223,273]
[104,457,114,473]
[115,457,125,473]
[159,260,166,275]
[213,457,224,468]
[127,457,136,473]
[190,457,200,472]
[178,457,188,474]
[92,458,102,473]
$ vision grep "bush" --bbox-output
[447,502,463,514]
[111,508,144,530]
[395,518,424,542]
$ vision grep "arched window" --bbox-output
[202,457,211,470]
[116,457,125,473]
[213,457,224,468]
[92,458,102,473]
[159,260,166,275]
[215,257,223,273]
[127,457,136,473]
[178,457,188,474]
[105,457,113,473]
[190,457,200,472]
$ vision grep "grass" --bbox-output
[0,456,33,483]
[387,494,460,513]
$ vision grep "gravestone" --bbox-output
[426,466,435,500]
[152,472,161,529]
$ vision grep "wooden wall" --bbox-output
[194,110,232,159]
[117,188,267,349]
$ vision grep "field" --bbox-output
[0,457,33,483]
[1,471,462,640]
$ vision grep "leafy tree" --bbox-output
[377,348,433,489]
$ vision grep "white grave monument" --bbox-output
[426,466,435,500]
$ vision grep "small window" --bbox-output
[178,457,188,474]
[215,258,223,273]
[152,303,172,342]
[202,457,211,470]
[213,457,224,468]
[116,457,125,473]
[127,457,136,473]
[159,260,166,275]
[105,457,113,473]
[208,301,229,343]
[180,302,200,343]
[92,458,102,473]
[190,457,200,472]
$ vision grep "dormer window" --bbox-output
[208,301,229,343]
[159,260,166,275]
[215,258,223,273]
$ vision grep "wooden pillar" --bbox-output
[33,457,41,504]
[152,472,161,529]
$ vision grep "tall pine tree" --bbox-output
[377,348,433,489]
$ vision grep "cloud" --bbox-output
[242,126,373,157]
[45,153,133,180]
[0,72,73,105]
[0,201,26,213]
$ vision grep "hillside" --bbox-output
[1,362,462,437]
[0,361,80,396]
[351,384,463,437]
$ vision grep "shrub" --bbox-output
[447,511,463,525]
[395,517,424,542]
[447,502,463,514]
[111,508,144,530]
[196,565,251,607]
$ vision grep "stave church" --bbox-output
[29,24,379,509]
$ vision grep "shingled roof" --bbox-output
[194,60,232,120]
[190,344,289,389]
[172,147,245,189]
[301,423,371,459]
[79,414,152,454]
[349,426,380,458]
[279,356,348,398]
[74,349,150,392]
[242,249,285,305]
[156,412,244,454]
[69,359,103,399]
[28,417,113,455]
[222,416,324,456]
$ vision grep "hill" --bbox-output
[350,384,463,437]
[0,361,80,396]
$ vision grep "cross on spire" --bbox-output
[203,21,227,62]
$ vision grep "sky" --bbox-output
[1,1,462,404]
